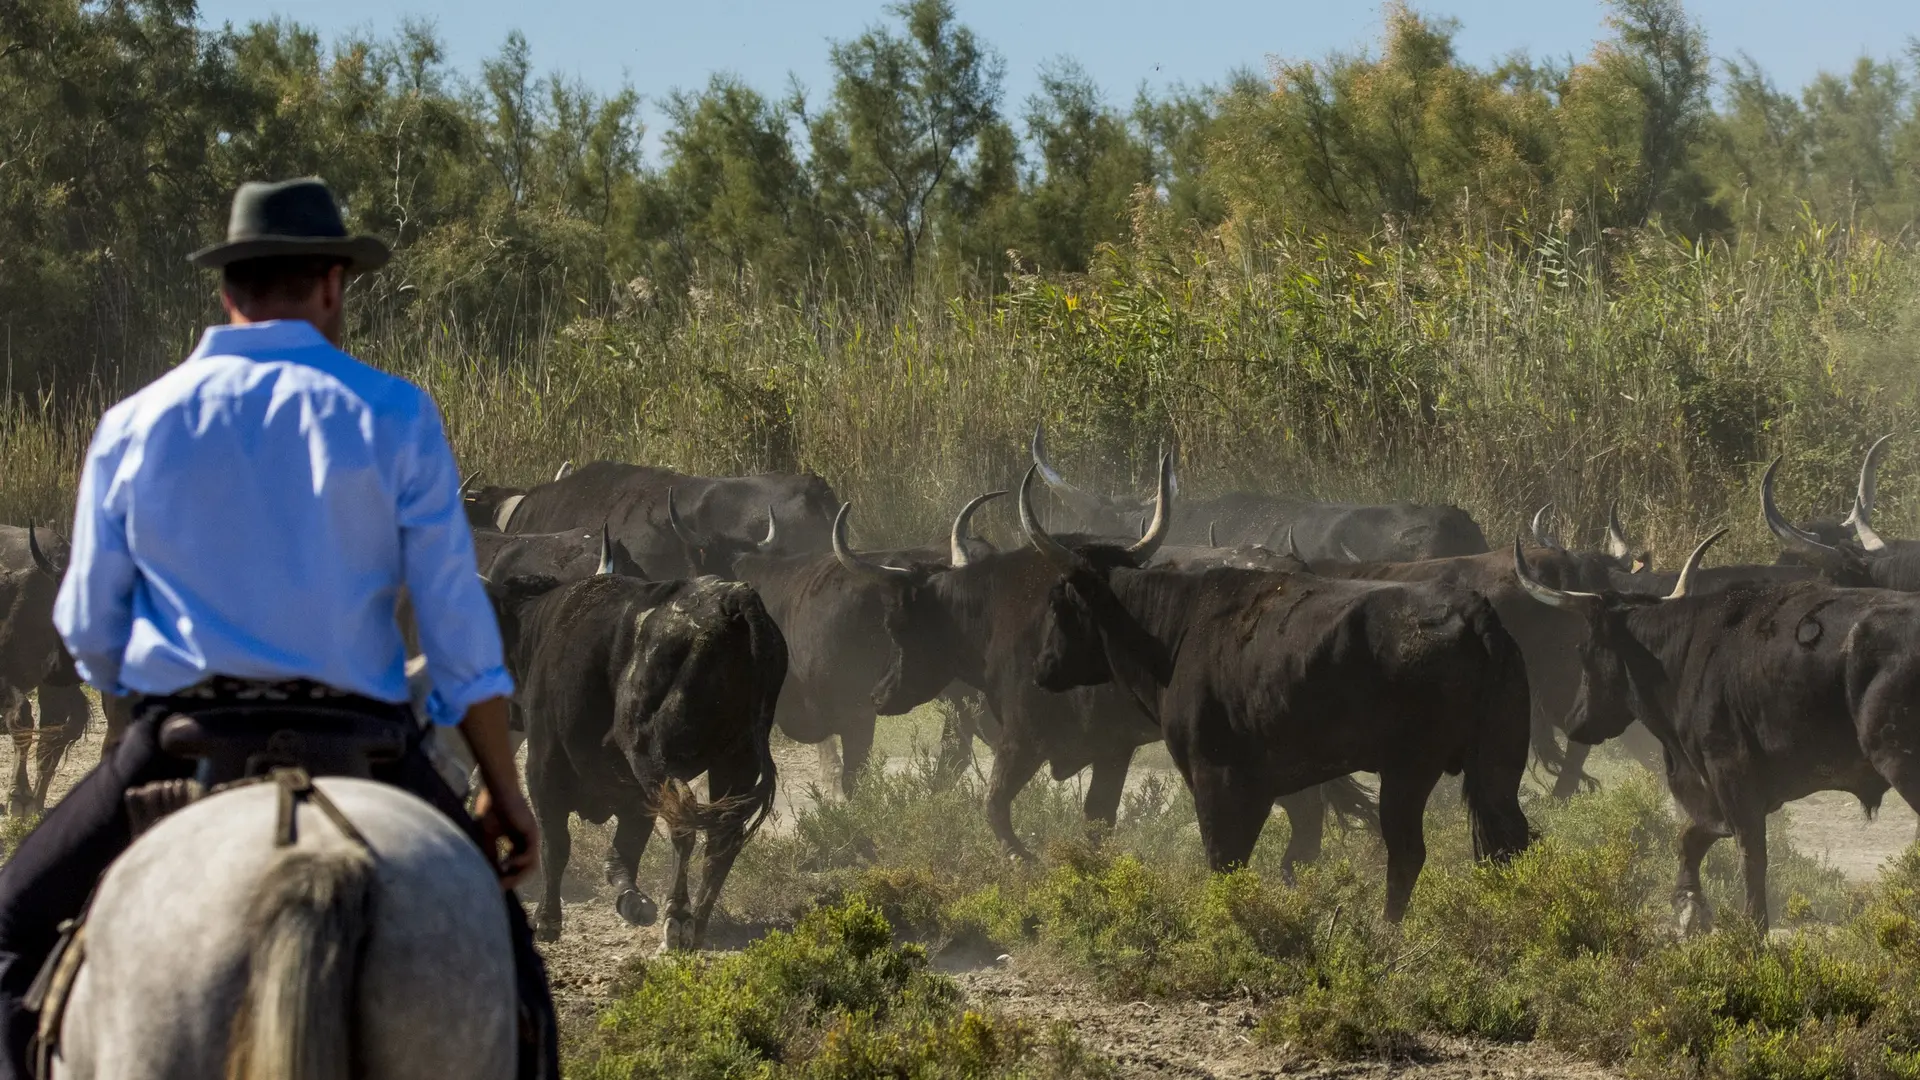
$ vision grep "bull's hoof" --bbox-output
[616,889,659,927]
[535,920,563,943]
[657,915,696,954]
[1674,891,1713,936]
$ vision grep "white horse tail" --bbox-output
[225,846,375,1080]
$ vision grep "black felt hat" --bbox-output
[189,178,390,273]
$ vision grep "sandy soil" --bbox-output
[14,700,1912,1078]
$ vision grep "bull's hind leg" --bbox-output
[1379,762,1446,922]
[1552,739,1595,800]
[7,694,34,817]
[1082,743,1137,831]
[1273,789,1326,885]
[837,717,876,798]
[1673,820,1727,934]
[986,733,1047,861]
[659,798,699,953]
[606,811,660,927]
[529,777,572,941]
[686,756,763,947]
[31,687,89,813]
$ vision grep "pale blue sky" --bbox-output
[196,0,1918,155]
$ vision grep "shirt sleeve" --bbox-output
[54,417,138,695]
[396,398,514,726]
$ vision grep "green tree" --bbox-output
[1021,59,1154,272]
[646,74,817,287]
[807,0,1005,282]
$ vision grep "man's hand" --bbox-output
[473,781,540,889]
[459,696,540,890]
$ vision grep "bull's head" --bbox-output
[1513,527,1724,746]
[1029,423,1177,540]
[831,500,967,715]
[1760,456,1877,585]
[667,488,778,577]
[1022,454,1175,703]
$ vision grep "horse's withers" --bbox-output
[50,779,515,1080]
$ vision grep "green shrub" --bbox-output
[567,898,1108,1079]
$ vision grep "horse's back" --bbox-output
[56,778,516,1080]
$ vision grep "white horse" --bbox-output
[48,777,517,1080]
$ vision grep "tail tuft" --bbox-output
[226,847,373,1080]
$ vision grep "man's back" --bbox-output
[54,318,508,724]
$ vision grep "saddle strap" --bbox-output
[271,766,372,851]
[28,920,85,1080]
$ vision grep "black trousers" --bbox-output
[0,705,557,1080]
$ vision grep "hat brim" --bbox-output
[189,234,391,274]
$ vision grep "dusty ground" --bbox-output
[18,700,1918,1078]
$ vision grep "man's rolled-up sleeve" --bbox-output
[54,422,138,695]
[396,400,514,726]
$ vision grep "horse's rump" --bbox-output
[51,779,516,1080]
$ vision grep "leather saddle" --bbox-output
[159,708,410,786]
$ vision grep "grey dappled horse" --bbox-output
[51,779,515,1079]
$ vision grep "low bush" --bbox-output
[565,897,1110,1079]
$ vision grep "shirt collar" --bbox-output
[190,320,332,361]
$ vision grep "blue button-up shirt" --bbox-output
[53,320,512,726]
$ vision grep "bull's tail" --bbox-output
[1528,702,1570,781]
[1319,775,1381,836]
[734,585,784,841]
[1462,598,1535,863]
[225,847,373,1080]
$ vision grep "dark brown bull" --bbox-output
[865,459,1381,878]
[1019,468,1532,920]
[725,494,1001,794]
[1513,526,1920,931]
[465,460,837,578]
[488,570,785,948]
[1030,424,1489,561]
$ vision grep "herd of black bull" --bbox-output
[6,430,1920,945]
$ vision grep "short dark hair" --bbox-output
[220,255,348,306]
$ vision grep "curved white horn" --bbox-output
[458,472,483,498]
[832,503,910,579]
[1283,525,1304,562]
[1605,501,1632,561]
[1207,521,1218,548]
[1665,527,1726,600]
[1029,423,1107,514]
[759,506,779,552]
[596,524,615,576]
[1339,542,1362,562]
[1018,466,1079,571]
[1845,434,1893,552]
[949,490,1005,568]
[1124,452,1174,560]
[1530,504,1561,550]
[554,460,574,482]
[1512,537,1604,612]
[1762,456,1848,571]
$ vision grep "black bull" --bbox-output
[466,460,840,578]
[0,525,87,816]
[850,510,1382,872]
[1029,425,1489,562]
[1015,492,1532,921]
[1516,530,1920,931]
[488,572,785,948]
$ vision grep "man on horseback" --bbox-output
[0,178,556,1078]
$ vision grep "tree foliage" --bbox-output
[3,0,1918,398]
